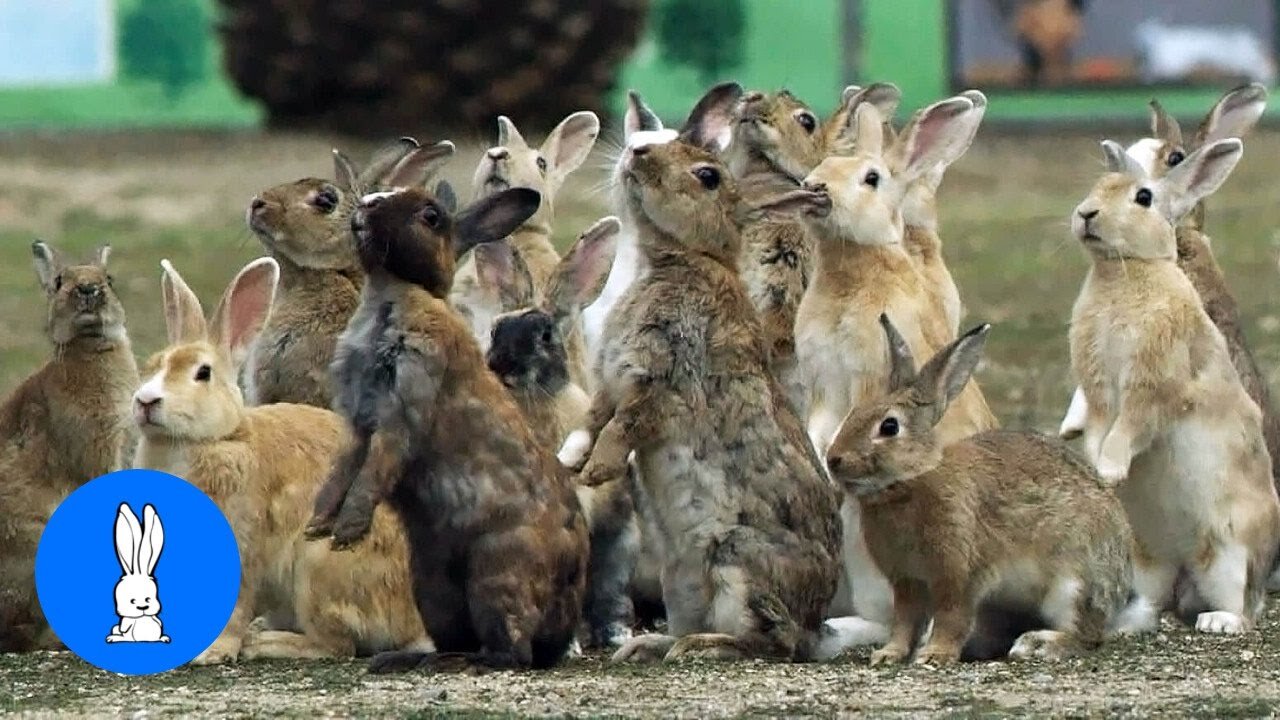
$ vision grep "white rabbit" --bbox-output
[106,503,170,643]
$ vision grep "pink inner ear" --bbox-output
[476,243,517,292]
[224,266,275,354]
[907,113,950,170]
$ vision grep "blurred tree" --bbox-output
[215,0,650,135]
[656,0,746,85]
[120,0,211,101]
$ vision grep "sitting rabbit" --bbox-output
[106,503,170,643]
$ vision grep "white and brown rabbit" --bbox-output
[0,241,138,653]
[1067,138,1280,635]
[825,316,1133,665]
[566,82,844,663]
[246,137,456,407]
[304,183,590,673]
[106,503,170,643]
[132,258,427,664]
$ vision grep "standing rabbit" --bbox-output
[246,138,456,407]
[826,316,1133,665]
[565,82,844,663]
[107,504,170,643]
[0,242,138,653]
[1066,138,1280,635]
[133,258,428,664]
[304,183,590,673]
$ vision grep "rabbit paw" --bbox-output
[191,638,241,665]
[558,430,594,471]
[869,644,910,667]
[610,634,678,663]
[664,633,742,662]
[1009,630,1076,661]
[1195,611,1248,634]
[579,453,627,487]
[1095,437,1130,485]
[329,508,374,551]
[912,644,960,666]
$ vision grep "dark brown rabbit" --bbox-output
[566,82,844,663]
[245,138,456,408]
[304,183,589,673]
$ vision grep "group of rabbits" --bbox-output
[1,78,1278,673]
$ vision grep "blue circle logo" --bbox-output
[35,470,240,675]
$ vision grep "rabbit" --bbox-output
[485,216,641,649]
[725,84,901,413]
[0,241,138,653]
[107,503,170,643]
[451,112,599,363]
[1066,138,1280,635]
[756,97,997,632]
[132,258,428,664]
[246,137,457,408]
[303,181,589,674]
[825,315,1133,665]
[565,81,844,664]
[1060,85,1280,497]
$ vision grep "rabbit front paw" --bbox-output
[191,637,241,665]
[869,643,910,666]
[912,643,960,666]
[557,430,594,471]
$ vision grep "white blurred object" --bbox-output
[1136,18,1277,85]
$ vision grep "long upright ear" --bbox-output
[333,149,360,190]
[356,137,421,188]
[453,187,542,260]
[887,97,975,182]
[879,313,917,392]
[159,259,207,345]
[1148,100,1183,145]
[93,245,112,268]
[31,240,61,293]
[474,241,534,308]
[829,82,901,142]
[542,111,600,179]
[624,90,664,138]
[1195,83,1267,147]
[114,503,141,575]
[1100,139,1147,178]
[435,180,458,213]
[913,322,991,414]
[850,101,887,158]
[1157,138,1245,222]
[382,141,456,189]
[497,116,529,150]
[544,216,620,319]
[679,81,743,153]
[208,257,279,369]
[138,504,164,576]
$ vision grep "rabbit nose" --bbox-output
[76,284,103,303]
[631,145,650,157]
[250,197,266,212]
[826,455,844,473]
[136,396,161,410]
[487,148,509,161]
[1078,209,1099,221]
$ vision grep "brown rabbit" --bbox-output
[304,184,589,673]
[133,258,427,664]
[0,242,138,653]
[565,82,844,663]
[246,138,456,408]
[1061,85,1280,491]
[826,316,1133,665]
[1067,138,1279,635]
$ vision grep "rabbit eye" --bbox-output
[693,166,721,191]
[106,274,114,288]
[864,170,881,189]
[1134,188,1154,208]
[796,112,817,134]
[541,327,554,344]
[312,188,339,214]
[536,156,548,175]
[1166,150,1185,167]
[54,274,63,291]
[878,417,900,437]
[420,205,442,229]
[195,364,212,382]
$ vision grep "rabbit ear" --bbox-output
[879,314,918,393]
[114,503,141,575]
[160,259,207,345]
[541,111,600,180]
[358,137,421,188]
[1148,100,1183,146]
[679,82,743,153]
[31,240,62,294]
[1157,138,1244,223]
[474,241,533,306]
[497,116,529,150]
[138,504,164,576]
[913,322,991,419]
[1194,83,1267,148]
[383,141,457,189]
[333,148,360,190]
[92,245,112,268]
[435,180,458,213]
[1099,140,1146,178]
[544,216,620,319]
[625,90,664,138]
[829,82,901,144]
[208,257,279,370]
[888,97,976,182]
[453,188,542,260]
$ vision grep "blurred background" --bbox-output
[1,0,1278,432]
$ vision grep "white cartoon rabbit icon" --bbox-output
[106,503,170,643]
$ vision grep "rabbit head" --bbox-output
[753,96,979,247]
[1072,138,1244,261]
[729,83,901,182]
[901,90,988,229]
[133,258,280,441]
[248,138,456,271]
[351,185,541,298]
[31,241,124,346]
[486,216,619,391]
[826,315,991,497]
[473,112,600,228]
[112,503,163,619]
[622,82,745,262]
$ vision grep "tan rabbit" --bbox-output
[1061,85,1280,493]
[246,138,457,408]
[0,242,138,653]
[757,97,997,635]
[451,112,600,361]
[132,258,427,664]
[565,82,844,663]
[304,184,590,673]
[826,316,1133,665]
[1067,138,1280,635]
